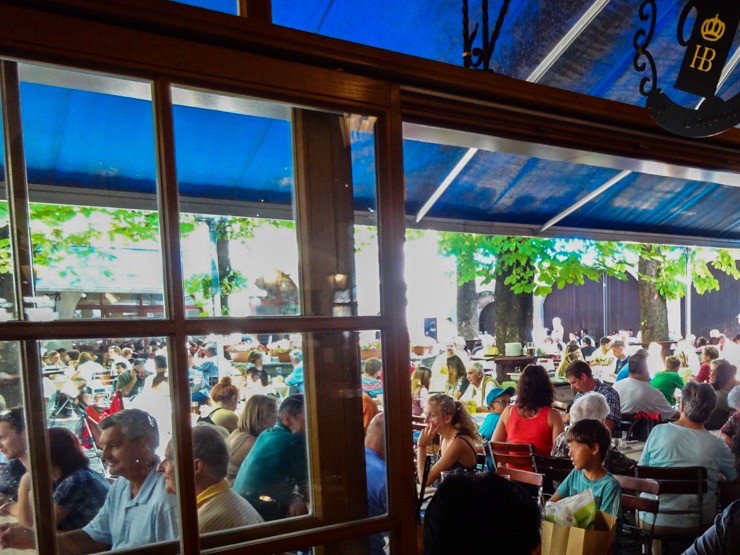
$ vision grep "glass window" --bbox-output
[171,0,238,15]
[38,336,181,553]
[18,63,165,321]
[172,87,380,318]
[0,90,16,322]
[0,341,38,553]
[186,329,389,546]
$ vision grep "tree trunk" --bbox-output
[457,262,478,340]
[638,257,669,341]
[494,265,533,346]
[216,232,231,315]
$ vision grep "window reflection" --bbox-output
[0,342,38,553]
[189,333,310,529]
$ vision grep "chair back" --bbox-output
[614,474,660,513]
[416,454,432,525]
[495,466,544,507]
[634,466,708,530]
[490,441,535,470]
[614,474,660,554]
[532,455,573,496]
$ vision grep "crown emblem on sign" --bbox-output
[700,14,725,42]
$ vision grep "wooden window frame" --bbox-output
[0,2,737,553]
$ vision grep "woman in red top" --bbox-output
[492,364,564,457]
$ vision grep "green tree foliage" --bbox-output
[437,233,630,295]
[0,202,296,317]
[438,231,739,300]
[622,243,740,300]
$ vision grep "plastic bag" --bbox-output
[545,489,597,530]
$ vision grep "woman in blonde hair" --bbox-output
[416,393,480,486]
[226,394,278,482]
[411,366,432,417]
[555,341,583,378]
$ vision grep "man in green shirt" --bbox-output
[233,394,308,521]
[650,355,684,405]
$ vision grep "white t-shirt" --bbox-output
[612,377,676,420]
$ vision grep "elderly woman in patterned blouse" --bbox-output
[552,392,635,476]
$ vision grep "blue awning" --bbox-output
[2,0,738,246]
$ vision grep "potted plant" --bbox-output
[360,340,382,360]
[268,339,293,362]
[228,344,254,363]
[410,336,436,356]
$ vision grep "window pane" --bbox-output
[172,87,380,318]
[185,329,388,548]
[18,63,165,321]
[171,0,238,15]
[188,332,307,531]
[0,341,38,554]
[0,89,17,322]
[37,336,180,553]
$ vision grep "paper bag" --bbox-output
[541,511,617,555]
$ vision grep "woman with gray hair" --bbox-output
[551,392,635,475]
[638,382,738,533]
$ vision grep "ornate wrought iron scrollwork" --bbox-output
[462,0,511,71]
[633,0,658,97]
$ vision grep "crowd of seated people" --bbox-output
[412,328,740,554]
[0,396,309,551]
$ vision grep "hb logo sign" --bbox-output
[633,0,740,138]
[675,1,738,98]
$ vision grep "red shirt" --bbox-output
[696,363,711,383]
[505,406,554,468]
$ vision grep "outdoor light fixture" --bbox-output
[327,273,348,290]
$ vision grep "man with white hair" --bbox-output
[460,362,496,412]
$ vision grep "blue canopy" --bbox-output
[3,0,738,245]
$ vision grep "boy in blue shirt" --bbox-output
[549,419,622,517]
[479,386,514,441]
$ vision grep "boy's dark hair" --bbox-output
[565,419,611,462]
[423,472,541,554]
[599,337,611,347]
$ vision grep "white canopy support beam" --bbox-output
[540,45,740,234]
[414,148,477,223]
[538,169,631,233]
[415,0,612,223]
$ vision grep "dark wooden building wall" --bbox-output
[543,274,641,340]
[605,274,640,335]
[543,277,604,339]
[689,269,740,339]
